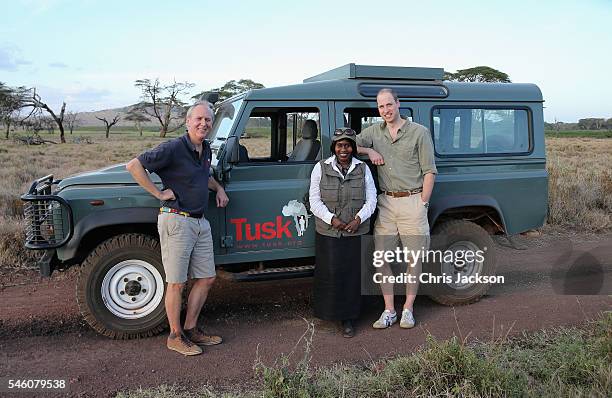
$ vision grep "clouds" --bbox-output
[33,84,113,112]
[0,43,70,71]
[49,62,68,68]
[2,1,610,122]
[0,45,31,71]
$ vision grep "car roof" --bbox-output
[241,63,543,103]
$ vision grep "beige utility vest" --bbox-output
[315,160,370,237]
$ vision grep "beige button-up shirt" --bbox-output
[357,118,437,192]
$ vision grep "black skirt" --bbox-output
[313,233,362,321]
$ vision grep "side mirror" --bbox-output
[226,136,240,164]
[218,136,239,182]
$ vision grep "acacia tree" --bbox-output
[192,79,265,102]
[124,107,150,136]
[42,116,55,134]
[553,118,562,133]
[24,116,55,135]
[134,79,194,137]
[1,83,28,138]
[578,118,605,130]
[96,115,120,138]
[65,111,80,135]
[18,88,67,143]
[444,66,511,83]
[0,82,12,137]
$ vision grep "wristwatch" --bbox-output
[422,201,430,209]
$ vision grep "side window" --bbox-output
[287,112,320,156]
[343,108,412,133]
[242,115,272,158]
[238,107,321,163]
[240,112,272,162]
[432,108,530,155]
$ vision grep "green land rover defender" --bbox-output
[22,64,548,338]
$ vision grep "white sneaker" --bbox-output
[372,310,397,329]
[400,309,415,329]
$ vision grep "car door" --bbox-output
[220,100,330,264]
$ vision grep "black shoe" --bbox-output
[342,320,354,338]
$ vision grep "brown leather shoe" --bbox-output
[184,328,223,346]
[167,332,202,356]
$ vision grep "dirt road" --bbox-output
[1,234,610,397]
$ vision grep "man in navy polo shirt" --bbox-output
[127,101,229,356]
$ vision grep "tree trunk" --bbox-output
[160,106,171,138]
[106,127,110,138]
[59,103,66,143]
[41,102,66,143]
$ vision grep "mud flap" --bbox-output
[38,249,59,277]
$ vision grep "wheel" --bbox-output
[426,220,497,306]
[76,234,167,339]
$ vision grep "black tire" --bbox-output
[426,220,497,306]
[76,234,167,339]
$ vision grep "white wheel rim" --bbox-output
[101,260,164,319]
[441,240,484,290]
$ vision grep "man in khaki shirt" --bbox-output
[357,88,437,329]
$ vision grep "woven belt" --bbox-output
[159,207,202,219]
[384,188,423,198]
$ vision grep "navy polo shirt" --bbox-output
[137,134,212,216]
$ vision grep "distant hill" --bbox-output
[76,103,182,128]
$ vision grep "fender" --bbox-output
[429,194,506,232]
[57,207,158,261]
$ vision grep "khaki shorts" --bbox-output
[157,212,216,283]
[374,193,430,238]
[374,193,430,295]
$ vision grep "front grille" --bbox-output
[23,199,70,247]
[21,175,73,249]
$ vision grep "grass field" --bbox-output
[0,132,610,272]
[23,126,184,137]
[0,133,166,271]
[545,129,612,138]
[546,137,612,231]
[116,312,612,397]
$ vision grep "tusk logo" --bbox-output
[229,199,311,242]
[281,200,311,237]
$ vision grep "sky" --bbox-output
[1,0,611,123]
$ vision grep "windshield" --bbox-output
[208,97,243,165]
[209,97,243,142]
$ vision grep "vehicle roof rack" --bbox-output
[303,63,444,83]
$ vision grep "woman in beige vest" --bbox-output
[308,128,377,337]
